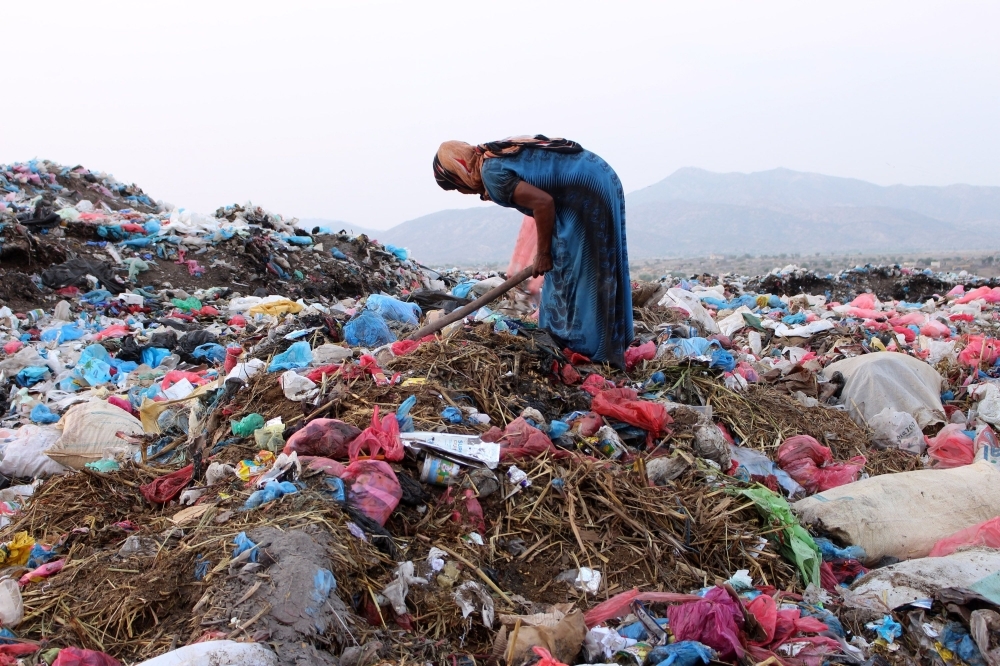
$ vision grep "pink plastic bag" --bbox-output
[956,286,1000,304]
[850,293,877,309]
[925,423,975,468]
[776,435,865,495]
[930,516,1000,557]
[284,419,361,459]
[666,586,744,661]
[920,319,952,339]
[624,341,657,370]
[959,336,1000,367]
[507,216,544,297]
[889,312,926,327]
[482,417,564,460]
[52,647,121,666]
[349,406,404,461]
[340,460,401,525]
[580,373,615,396]
[591,388,672,438]
[298,456,347,477]
[94,324,130,340]
[19,559,65,586]
[583,588,701,627]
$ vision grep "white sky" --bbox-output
[4,1,999,229]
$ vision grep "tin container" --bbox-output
[420,455,462,485]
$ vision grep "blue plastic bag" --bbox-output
[243,480,298,510]
[233,532,259,562]
[331,248,348,260]
[782,312,807,325]
[192,343,227,365]
[30,403,60,424]
[384,244,409,261]
[324,477,346,503]
[81,289,113,304]
[15,366,49,387]
[268,341,313,372]
[547,420,570,439]
[814,537,866,562]
[365,294,421,325]
[40,324,85,344]
[940,622,986,666]
[646,641,715,666]
[441,406,463,424]
[866,615,902,643]
[141,347,171,369]
[451,280,476,299]
[710,348,736,372]
[396,395,417,432]
[344,310,396,347]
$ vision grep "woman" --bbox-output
[433,135,633,368]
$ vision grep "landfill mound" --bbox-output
[2,159,1000,665]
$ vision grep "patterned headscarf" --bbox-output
[434,135,583,200]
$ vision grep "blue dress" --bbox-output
[481,149,633,367]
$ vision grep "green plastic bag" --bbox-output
[171,297,203,312]
[231,413,265,437]
[739,485,821,587]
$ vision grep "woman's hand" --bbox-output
[533,252,553,277]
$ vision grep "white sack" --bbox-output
[868,408,925,454]
[794,461,1000,564]
[0,425,68,478]
[45,399,143,469]
[134,640,278,666]
[822,352,945,429]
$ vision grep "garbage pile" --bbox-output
[3,162,1000,666]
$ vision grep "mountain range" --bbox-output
[305,168,1000,266]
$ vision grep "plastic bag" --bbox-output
[624,341,656,370]
[29,403,60,424]
[868,408,924,454]
[507,216,544,297]
[344,310,396,347]
[959,335,1000,367]
[666,586,744,661]
[729,446,804,498]
[741,486,821,586]
[132,640,278,666]
[231,413,265,436]
[283,419,361,458]
[140,464,194,505]
[776,435,865,494]
[243,480,298,510]
[51,647,121,666]
[482,417,562,461]
[341,460,402,525]
[591,388,672,438]
[646,641,715,666]
[349,406,404,461]
[0,579,23,628]
[279,370,318,401]
[925,423,975,468]
[365,294,421,325]
[930,516,1000,557]
[267,341,312,372]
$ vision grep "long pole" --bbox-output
[407,267,535,340]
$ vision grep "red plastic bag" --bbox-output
[776,435,865,494]
[482,417,564,460]
[94,324,130,340]
[284,419,361,458]
[925,423,975,468]
[340,460,401,525]
[580,373,614,396]
[959,335,1000,368]
[390,339,420,356]
[140,464,193,505]
[930,516,1000,557]
[161,370,205,390]
[52,647,121,666]
[666,586,744,661]
[624,341,657,370]
[531,646,568,666]
[349,406,404,461]
[591,388,672,438]
[507,216,544,297]
[747,594,777,645]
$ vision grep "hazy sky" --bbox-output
[5,1,999,229]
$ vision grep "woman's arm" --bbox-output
[511,181,555,277]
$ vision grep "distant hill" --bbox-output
[335,168,1000,266]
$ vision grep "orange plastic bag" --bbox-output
[507,216,544,296]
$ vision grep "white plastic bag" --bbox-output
[0,579,23,627]
[279,370,318,401]
[869,408,925,454]
[974,384,1000,427]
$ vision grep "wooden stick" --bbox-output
[408,267,534,340]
